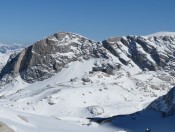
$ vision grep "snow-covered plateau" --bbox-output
[0,32,175,132]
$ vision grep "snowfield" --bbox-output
[0,59,174,131]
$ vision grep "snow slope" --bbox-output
[0,58,173,119]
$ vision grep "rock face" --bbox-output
[102,35,175,71]
[1,32,175,84]
[148,86,175,117]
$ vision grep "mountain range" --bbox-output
[0,31,175,132]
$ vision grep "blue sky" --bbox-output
[0,0,175,44]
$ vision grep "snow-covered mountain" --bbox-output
[0,32,175,132]
[0,43,23,54]
[1,32,175,84]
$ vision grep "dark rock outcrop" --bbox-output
[92,63,120,75]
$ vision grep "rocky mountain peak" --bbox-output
[0,32,107,84]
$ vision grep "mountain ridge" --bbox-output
[1,31,175,85]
